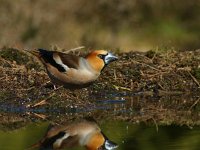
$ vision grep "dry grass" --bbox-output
[0,47,200,129]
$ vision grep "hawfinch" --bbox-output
[27,49,118,88]
[30,118,118,150]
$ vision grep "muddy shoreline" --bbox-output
[0,48,200,129]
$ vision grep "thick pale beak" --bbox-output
[104,140,118,150]
[104,53,118,65]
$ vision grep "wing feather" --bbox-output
[37,49,81,72]
[56,52,80,69]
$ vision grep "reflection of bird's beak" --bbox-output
[105,53,118,64]
[101,131,118,150]
[104,139,118,150]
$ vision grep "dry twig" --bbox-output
[187,71,200,87]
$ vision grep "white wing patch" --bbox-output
[53,55,69,71]
[53,133,70,148]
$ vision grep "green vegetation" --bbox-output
[0,48,29,65]
[0,91,14,102]
[0,47,43,70]
[0,0,199,51]
[192,68,200,80]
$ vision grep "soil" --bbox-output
[0,47,200,130]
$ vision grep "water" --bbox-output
[0,121,199,150]
[0,91,199,150]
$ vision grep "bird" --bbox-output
[26,48,118,89]
[29,118,118,150]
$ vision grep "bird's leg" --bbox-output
[42,81,57,89]
[52,85,63,91]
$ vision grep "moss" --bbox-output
[192,68,200,80]
[0,47,43,71]
[0,91,14,102]
[0,47,29,65]
[145,50,156,59]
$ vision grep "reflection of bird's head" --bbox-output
[86,131,118,150]
[86,50,118,72]
[86,132,105,150]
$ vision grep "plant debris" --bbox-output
[0,47,200,129]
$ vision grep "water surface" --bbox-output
[0,121,199,150]
[0,91,199,150]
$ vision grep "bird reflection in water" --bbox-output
[29,118,118,150]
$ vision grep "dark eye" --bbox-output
[98,54,104,59]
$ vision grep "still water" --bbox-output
[0,121,199,150]
[0,90,200,150]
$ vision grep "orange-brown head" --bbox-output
[86,50,118,73]
[86,131,118,150]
